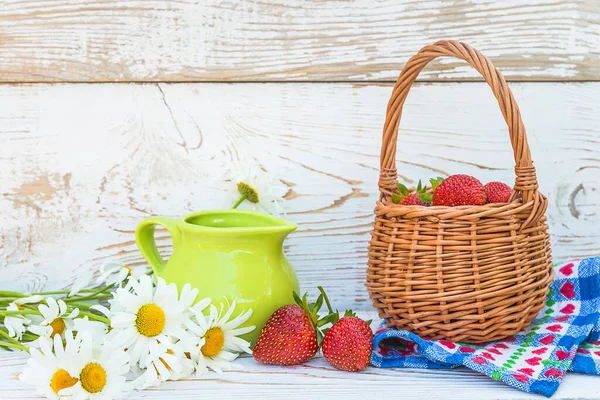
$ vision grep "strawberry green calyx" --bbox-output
[392,180,430,205]
[430,177,444,190]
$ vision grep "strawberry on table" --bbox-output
[317,287,373,372]
[253,292,333,366]
[322,315,373,372]
[432,174,487,206]
[484,181,511,203]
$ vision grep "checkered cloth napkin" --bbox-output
[370,257,600,397]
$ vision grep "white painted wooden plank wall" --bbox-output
[2,1,600,398]
[2,82,599,310]
[1,0,599,82]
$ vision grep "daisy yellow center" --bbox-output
[123,265,132,274]
[50,369,78,394]
[49,318,66,337]
[237,182,259,203]
[201,327,225,357]
[80,363,107,394]
[135,303,166,337]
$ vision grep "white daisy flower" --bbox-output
[229,165,288,215]
[28,298,79,341]
[19,331,80,399]
[74,316,109,339]
[131,339,194,389]
[96,260,151,287]
[4,295,44,340]
[105,275,198,369]
[60,331,130,400]
[14,295,45,305]
[4,303,31,340]
[185,300,254,374]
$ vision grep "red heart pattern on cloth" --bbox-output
[547,324,563,333]
[532,347,548,355]
[459,347,476,353]
[481,352,495,361]
[560,282,576,299]
[518,368,535,376]
[512,374,529,383]
[559,263,574,276]
[439,340,456,349]
[540,335,556,345]
[487,348,502,355]
[555,315,570,322]
[577,348,590,354]
[525,357,541,366]
[556,350,570,361]
[472,356,487,364]
[560,304,576,314]
[494,343,509,349]
[545,368,562,378]
[594,351,600,357]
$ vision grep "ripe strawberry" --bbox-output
[398,193,429,206]
[322,316,373,372]
[392,180,432,206]
[484,181,511,203]
[253,304,318,365]
[432,174,487,206]
[253,292,332,366]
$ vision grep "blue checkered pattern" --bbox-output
[371,257,600,397]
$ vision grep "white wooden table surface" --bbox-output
[2,313,600,400]
[2,0,600,398]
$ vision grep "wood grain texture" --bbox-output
[1,0,599,82]
[1,312,600,399]
[1,82,599,310]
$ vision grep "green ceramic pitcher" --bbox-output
[135,209,299,345]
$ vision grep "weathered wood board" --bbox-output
[1,82,598,309]
[1,312,600,400]
[1,0,599,82]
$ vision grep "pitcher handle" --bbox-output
[135,216,182,275]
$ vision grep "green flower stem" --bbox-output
[21,332,39,342]
[64,285,113,302]
[0,291,26,298]
[0,327,25,348]
[232,194,247,209]
[33,288,98,296]
[0,309,41,316]
[75,310,110,324]
[0,340,29,352]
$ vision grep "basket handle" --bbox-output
[379,40,546,228]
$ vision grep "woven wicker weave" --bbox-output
[366,41,553,343]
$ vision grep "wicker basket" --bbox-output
[366,40,553,343]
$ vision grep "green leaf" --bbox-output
[391,194,403,204]
[416,179,422,192]
[396,183,409,196]
[312,294,324,313]
[302,292,309,311]
[292,291,302,306]
[430,178,441,190]
[317,312,341,327]
[419,193,433,203]
[316,329,324,347]
[365,319,372,326]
